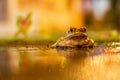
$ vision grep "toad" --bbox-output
[51,27,94,48]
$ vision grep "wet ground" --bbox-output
[0,42,120,80]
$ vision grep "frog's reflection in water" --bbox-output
[56,47,94,59]
[54,48,95,80]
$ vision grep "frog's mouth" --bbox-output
[66,32,88,39]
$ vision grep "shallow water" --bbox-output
[0,42,120,80]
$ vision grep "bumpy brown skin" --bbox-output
[51,27,94,48]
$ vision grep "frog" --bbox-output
[51,26,94,48]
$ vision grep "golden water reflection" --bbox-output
[0,44,120,80]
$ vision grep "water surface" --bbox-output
[0,42,120,80]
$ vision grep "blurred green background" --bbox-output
[0,0,120,43]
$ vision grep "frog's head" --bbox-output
[68,27,86,34]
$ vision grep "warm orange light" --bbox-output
[18,0,84,34]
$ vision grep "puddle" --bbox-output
[0,42,120,80]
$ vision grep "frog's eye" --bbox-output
[70,27,76,32]
[79,27,86,32]
[69,27,77,32]
[83,27,86,32]
[70,28,73,32]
